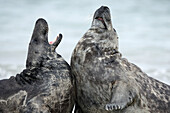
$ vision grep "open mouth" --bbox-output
[95,17,107,29]
[95,17,104,24]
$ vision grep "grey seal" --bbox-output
[0,18,74,113]
[71,6,170,113]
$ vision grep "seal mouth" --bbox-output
[95,17,107,28]
[95,17,104,23]
[26,18,62,68]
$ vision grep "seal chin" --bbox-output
[91,6,112,30]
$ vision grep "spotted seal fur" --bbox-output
[71,6,170,113]
[0,18,74,113]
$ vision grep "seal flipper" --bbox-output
[26,18,50,69]
[105,80,137,111]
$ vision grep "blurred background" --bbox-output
[0,0,170,84]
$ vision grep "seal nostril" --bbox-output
[104,6,109,10]
[100,6,109,10]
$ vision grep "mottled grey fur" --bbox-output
[0,18,74,113]
[71,6,170,113]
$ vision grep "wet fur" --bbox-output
[0,19,74,113]
[71,6,170,113]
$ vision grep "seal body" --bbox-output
[0,19,74,113]
[71,6,170,113]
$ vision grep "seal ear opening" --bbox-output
[26,18,50,69]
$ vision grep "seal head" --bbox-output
[92,6,112,31]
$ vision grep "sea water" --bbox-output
[0,0,170,86]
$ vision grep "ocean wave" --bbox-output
[0,64,24,80]
[146,68,170,85]
[0,67,12,80]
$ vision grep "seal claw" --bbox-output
[105,104,108,111]
[105,104,123,111]
[117,105,119,110]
